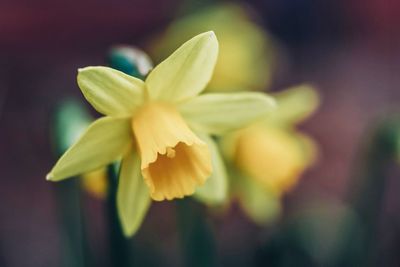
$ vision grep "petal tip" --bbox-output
[77,66,98,73]
[197,31,217,43]
[207,30,216,37]
[46,173,53,181]
[205,31,217,43]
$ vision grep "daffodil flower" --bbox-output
[47,31,276,236]
[222,85,319,225]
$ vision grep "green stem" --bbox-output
[105,45,149,267]
[342,117,400,266]
[106,165,133,267]
[55,179,90,267]
[176,199,218,267]
[52,101,91,267]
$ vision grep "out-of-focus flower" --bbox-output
[221,85,319,225]
[149,3,275,92]
[47,32,276,236]
[81,168,108,199]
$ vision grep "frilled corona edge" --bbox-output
[132,103,212,201]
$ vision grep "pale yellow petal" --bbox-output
[194,133,228,205]
[296,132,318,166]
[47,117,132,181]
[269,84,320,125]
[179,92,276,135]
[132,103,212,201]
[77,66,145,116]
[145,31,218,102]
[117,149,151,237]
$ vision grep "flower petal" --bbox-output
[295,132,318,167]
[47,117,132,181]
[117,149,151,237]
[179,92,276,135]
[77,66,145,116]
[194,133,228,205]
[238,176,281,226]
[270,84,319,125]
[145,31,218,102]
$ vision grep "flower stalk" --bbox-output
[344,117,400,266]
[106,164,133,267]
[176,199,218,267]
[51,101,92,267]
[105,45,153,266]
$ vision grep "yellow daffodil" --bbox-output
[47,32,276,236]
[149,3,275,92]
[80,167,108,199]
[222,85,319,225]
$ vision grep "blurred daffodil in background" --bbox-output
[149,3,275,92]
[221,85,320,225]
[47,31,276,236]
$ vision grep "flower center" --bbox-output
[132,102,212,201]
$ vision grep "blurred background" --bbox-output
[1,0,400,266]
